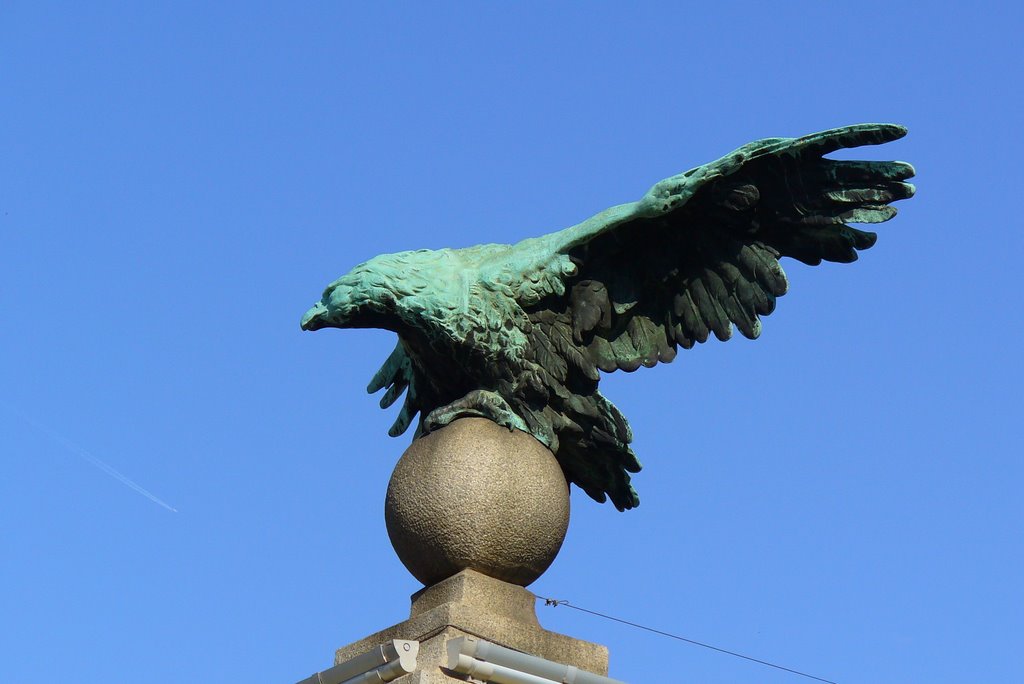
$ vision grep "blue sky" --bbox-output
[2,3,1021,683]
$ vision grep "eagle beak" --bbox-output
[301,301,328,331]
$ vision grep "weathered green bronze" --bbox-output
[302,124,915,511]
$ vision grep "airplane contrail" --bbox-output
[6,406,179,513]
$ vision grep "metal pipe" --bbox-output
[449,653,562,684]
[447,637,626,684]
[296,640,418,684]
[339,655,416,684]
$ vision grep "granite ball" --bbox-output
[384,418,570,587]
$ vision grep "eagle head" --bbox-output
[301,256,399,331]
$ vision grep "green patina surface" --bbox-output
[302,123,915,511]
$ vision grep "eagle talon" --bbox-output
[421,389,529,435]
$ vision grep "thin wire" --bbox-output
[537,596,837,684]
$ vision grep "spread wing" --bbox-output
[540,123,915,372]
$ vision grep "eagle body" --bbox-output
[302,124,915,511]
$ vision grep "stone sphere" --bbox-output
[384,418,570,587]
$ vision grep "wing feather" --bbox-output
[367,341,427,438]
[678,290,710,343]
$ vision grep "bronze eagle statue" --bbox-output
[301,123,915,511]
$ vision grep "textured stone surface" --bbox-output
[385,418,570,587]
[333,570,609,682]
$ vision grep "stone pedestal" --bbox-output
[333,569,609,682]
